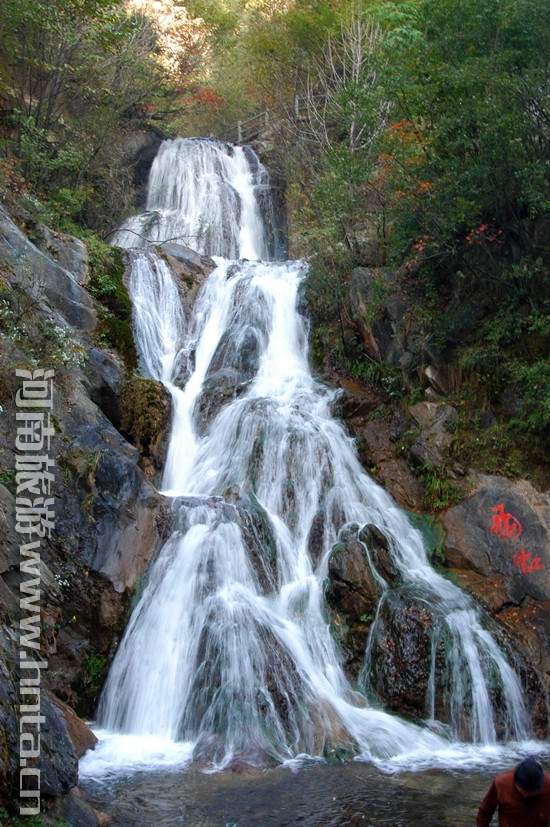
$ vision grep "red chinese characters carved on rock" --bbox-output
[512,547,545,575]
[490,503,522,539]
[489,503,546,575]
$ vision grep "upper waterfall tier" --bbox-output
[113,138,279,260]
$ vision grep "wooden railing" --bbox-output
[227,95,329,144]
[231,109,270,144]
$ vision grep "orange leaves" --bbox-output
[388,119,424,145]
[465,223,503,245]
[180,85,227,113]
[412,234,432,252]
[415,180,433,196]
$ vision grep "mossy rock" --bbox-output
[120,376,171,478]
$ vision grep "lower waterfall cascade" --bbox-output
[81,137,544,779]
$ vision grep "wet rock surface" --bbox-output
[367,592,435,717]
[325,525,400,681]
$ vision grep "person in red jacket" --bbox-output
[476,757,550,827]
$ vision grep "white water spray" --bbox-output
[87,138,533,776]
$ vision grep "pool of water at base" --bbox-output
[80,761,506,827]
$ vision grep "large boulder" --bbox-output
[442,474,550,603]
[367,590,436,718]
[0,205,97,331]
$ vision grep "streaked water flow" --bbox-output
[87,137,533,777]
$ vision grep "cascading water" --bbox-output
[84,137,536,777]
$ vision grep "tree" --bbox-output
[0,0,179,229]
[376,0,550,284]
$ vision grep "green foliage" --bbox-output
[79,653,107,691]
[0,466,16,492]
[0,807,43,826]
[509,359,550,436]
[417,464,462,510]
[451,421,527,479]
[376,0,550,279]
[0,0,176,231]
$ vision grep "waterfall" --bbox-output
[112,138,271,260]
[88,137,534,775]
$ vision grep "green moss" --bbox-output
[85,239,137,368]
[0,466,16,494]
[120,375,169,468]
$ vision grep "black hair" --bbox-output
[514,757,544,792]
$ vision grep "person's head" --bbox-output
[514,757,544,797]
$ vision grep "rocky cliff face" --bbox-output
[0,206,212,821]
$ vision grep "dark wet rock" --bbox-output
[36,692,79,797]
[327,377,380,423]
[359,524,402,584]
[209,326,263,377]
[47,691,98,759]
[124,130,163,211]
[325,532,386,680]
[235,491,278,593]
[307,510,327,565]
[194,368,251,434]
[83,346,125,431]
[191,278,272,429]
[367,591,435,718]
